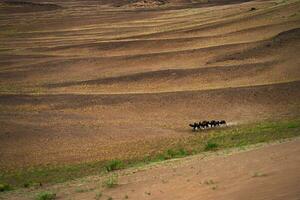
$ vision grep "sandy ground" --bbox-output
[0,0,300,169]
[2,137,300,200]
[84,138,300,200]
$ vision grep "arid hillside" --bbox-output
[0,0,300,170]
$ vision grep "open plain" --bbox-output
[0,0,300,198]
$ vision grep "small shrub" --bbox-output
[0,183,12,192]
[23,182,30,188]
[167,148,188,158]
[35,191,56,200]
[155,154,167,161]
[107,197,113,200]
[177,148,189,157]
[105,160,124,172]
[166,149,176,158]
[23,182,42,189]
[124,194,129,199]
[287,123,298,129]
[95,191,102,200]
[204,142,218,151]
[103,174,118,188]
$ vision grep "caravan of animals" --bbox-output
[189,120,226,131]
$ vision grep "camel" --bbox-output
[189,122,199,131]
[202,121,210,129]
[220,120,226,125]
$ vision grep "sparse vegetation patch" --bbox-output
[105,160,125,172]
[0,183,12,192]
[35,191,56,200]
[204,141,219,151]
[95,191,102,200]
[154,148,190,161]
[103,174,118,188]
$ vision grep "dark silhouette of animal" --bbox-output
[220,120,226,125]
[189,122,199,131]
[198,122,204,129]
[202,121,210,128]
[209,120,218,127]
[197,122,202,129]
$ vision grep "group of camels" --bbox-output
[189,120,226,131]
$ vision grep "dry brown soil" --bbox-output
[2,138,300,200]
[0,0,300,169]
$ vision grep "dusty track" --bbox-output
[0,0,300,169]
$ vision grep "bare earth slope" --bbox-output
[80,138,300,200]
[1,81,300,169]
[3,138,300,200]
[0,0,300,169]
